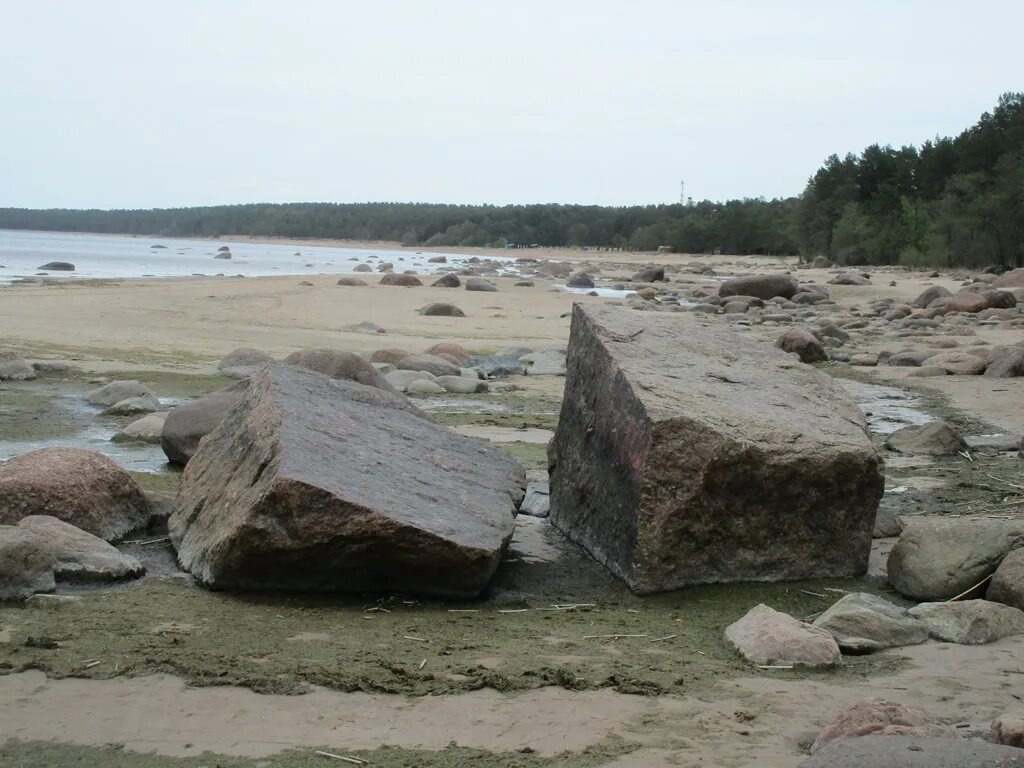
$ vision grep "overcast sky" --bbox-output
[1,1,1021,209]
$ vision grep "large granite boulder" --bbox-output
[162,380,249,465]
[912,285,952,308]
[718,274,799,300]
[777,326,828,363]
[169,365,525,597]
[800,736,1024,767]
[283,349,395,391]
[993,268,1024,288]
[725,604,840,669]
[985,346,1024,378]
[18,515,143,583]
[887,518,1024,600]
[0,526,56,601]
[548,305,884,593]
[0,448,148,540]
[812,592,928,653]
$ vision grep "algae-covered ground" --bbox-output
[0,569,901,698]
[0,739,634,768]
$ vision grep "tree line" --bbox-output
[797,92,1024,269]
[0,199,799,257]
[1,93,1020,267]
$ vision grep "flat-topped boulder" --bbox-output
[548,305,884,593]
[169,365,525,597]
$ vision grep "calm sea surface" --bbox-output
[0,229,518,284]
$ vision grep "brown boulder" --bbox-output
[985,346,1024,378]
[0,448,148,540]
[548,306,884,592]
[169,365,524,597]
[283,349,395,392]
[718,274,799,300]
[777,327,828,363]
[994,268,1024,288]
[379,273,422,287]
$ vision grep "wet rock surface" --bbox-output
[170,364,525,597]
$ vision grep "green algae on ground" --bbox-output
[0,738,636,768]
[499,441,549,471]
[0,573,903,699]
[128,470,182,497]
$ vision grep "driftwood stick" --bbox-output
[944,574,993,602]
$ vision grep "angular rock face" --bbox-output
[718,274,799,300]
[548,305,884,593]
[0,448,149,540]
[169,365,525,597]
[725,604,840,668]
[162,380,249,465]
[812,593,928,653]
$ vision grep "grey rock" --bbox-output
[0,351,36,381]
[885,421,967,455]
[519,481,550,517]
[465,276,498,292]
[908,599,1024,644]
[812,592,928,653]
[38,261,75,271]
[169,364,525,598]
[102,394,161,416]
[524,350,567,376]
[217,348,273,379]
[419,302,466,317]
[396,354,461,378]
[465,355,526,377]
[385,369,436,391]
[434,375,488,394]
[777,326,828,363]
[112,412,168,444]
[431,273,461,288]
[0,526,56,601]
[18,515,143,583]
[888,518,1024,600]
[87,380,156,407]
[549,305,883,593]
[989,548,1024,610]
[405,378,446,395]
[162,380,249,465]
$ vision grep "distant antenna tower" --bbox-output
[679,180,685,204]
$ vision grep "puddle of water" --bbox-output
[0,384,176,473]
[837,379,932,435]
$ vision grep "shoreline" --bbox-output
[0,226,799,267]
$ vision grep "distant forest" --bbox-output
[1,93,1021,268]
